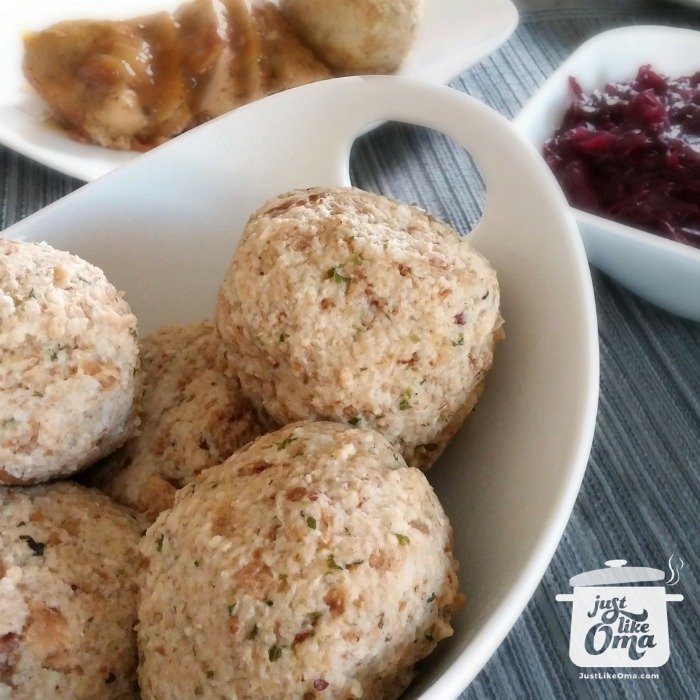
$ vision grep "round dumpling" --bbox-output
[0,238,139,484]
[216,187,502,469]
[0,482,144,698]
[280,0,423,74]
[138,421,462,699]
[89,321,266,520]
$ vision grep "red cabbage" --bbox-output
[543,66,700,248]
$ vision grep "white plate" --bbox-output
[1,75,599,698]
[514,26,700,321]
[0,0,518,182]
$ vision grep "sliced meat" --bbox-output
[126,12,191,148]
[176,0,227,79]
[197,0,263,120]
[23,14,191,151]
[22,0,336,150]
[175,0,227,116]
[23,20,151,149]
[252,2,331,94]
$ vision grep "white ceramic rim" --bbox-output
[422,377,598,698]
[574,209,700,265]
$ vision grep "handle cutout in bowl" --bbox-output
[350,121,486,239]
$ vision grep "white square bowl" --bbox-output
[514,26,700,321]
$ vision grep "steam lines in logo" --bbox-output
[665,554,684,586]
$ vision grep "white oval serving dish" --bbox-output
[0,0,518,182]
[1,76,599,698]
[515,25,700,321]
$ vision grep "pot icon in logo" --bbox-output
[556,559,684,667]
